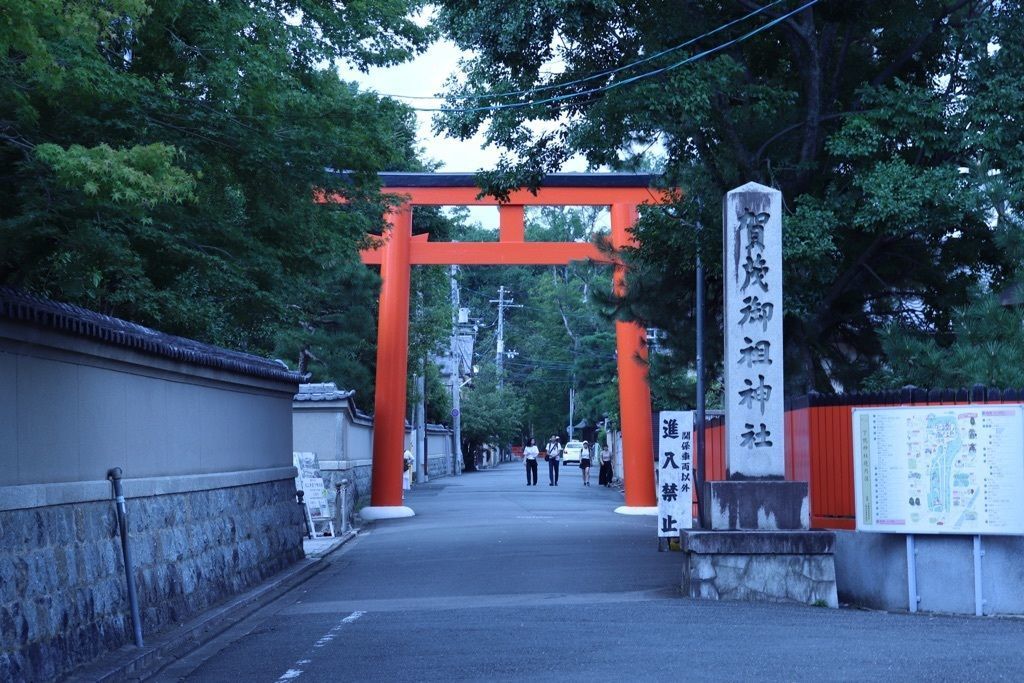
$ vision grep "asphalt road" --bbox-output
[152,463,1024,682]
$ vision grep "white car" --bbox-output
[561,440,586,464]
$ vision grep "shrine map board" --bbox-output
[853,405,1024,535]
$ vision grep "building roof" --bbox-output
[294,382,356,401]
[0,287,302,384]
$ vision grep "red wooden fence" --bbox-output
[696,385,1016,529]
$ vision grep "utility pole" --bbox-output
[450,266,464,476]
[490,286,521,390]
[695,210,707,528]
[568,384,575,440]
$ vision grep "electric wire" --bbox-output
[410,0,820,114]
[379,0,791,103]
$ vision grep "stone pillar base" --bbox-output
[701,480,809,530]
[614,505,658,516]
[680,530,838,607]
[359,505,415,520]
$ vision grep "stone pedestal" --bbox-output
[701,480,809,530]
[680,529,838,607]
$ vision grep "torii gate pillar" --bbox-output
[611,203,657,515]
[361,206,415,520]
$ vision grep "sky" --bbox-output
[338,40,502,173]
[336,35,597,229]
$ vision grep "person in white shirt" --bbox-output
[579,440,592,486]
[523,438,539,486]
[402,445,413,499]
[545,435,562,486]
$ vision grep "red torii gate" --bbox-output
[357,173,667,519]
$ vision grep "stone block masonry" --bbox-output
[0,478,303,682]
[680,530,839,608]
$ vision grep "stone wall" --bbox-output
[0,476,303,682]
[318,461,373,524]
[679,530,838,608]
[1,289,304,681]
[684,553,839,606]
[425,426,456,479]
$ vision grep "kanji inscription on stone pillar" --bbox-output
[723,182,785,479]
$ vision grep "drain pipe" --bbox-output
[107,468,144,647]
[335,479,350,535]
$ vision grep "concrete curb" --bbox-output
[65,530,359,682]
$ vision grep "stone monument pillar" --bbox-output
[704,182,807,529]
[680,182,837,607]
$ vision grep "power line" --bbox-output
[380,0,790,103]
[410,0,821,114]
[490,285,523,389]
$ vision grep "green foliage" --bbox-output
[460,364,524,454]
[455,208,621,442]
[431,0,1024,394]
[866,296,1024,390]
[34,143,195,206]
[1,0,434,396]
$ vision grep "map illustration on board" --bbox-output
[907,413,978,530]
[854,405,1024,535]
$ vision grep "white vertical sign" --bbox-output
[723,183,786,478]
[657,411,694,537]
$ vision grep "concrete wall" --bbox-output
[426,425,456,479]
[0,325,293,485]
[834,530,1024,615]
[0,294,302,682]
[292,387,456,519]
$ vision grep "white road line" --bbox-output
[274,611,366,681]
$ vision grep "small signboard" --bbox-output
[293,451,332,526]
[852,404,1024,535]
[657,411,694,537]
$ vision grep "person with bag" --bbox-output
[598,444,613,487]
[545,435,562,486]
[523,438,539,486]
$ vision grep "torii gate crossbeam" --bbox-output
[357,173,668,519]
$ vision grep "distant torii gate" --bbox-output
[357,173,667,519]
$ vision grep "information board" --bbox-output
[853,404,1024,535]
[293,451,332,520]
[657,411,694,537]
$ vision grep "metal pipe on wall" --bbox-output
[107,468,144,647]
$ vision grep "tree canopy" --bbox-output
[1,0,434,395]
[431,0,1024,396]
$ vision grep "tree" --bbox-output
[459,364,524,469]
[866,295,1024,390]
[430,0,1016,395]
[453,208,620,440]
[1,0,433,394]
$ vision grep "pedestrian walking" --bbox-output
[403,444,413,499]
[545,435,562,486]
[598,444,613,487]
[523,438,539,486]
[579,440,592,486]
